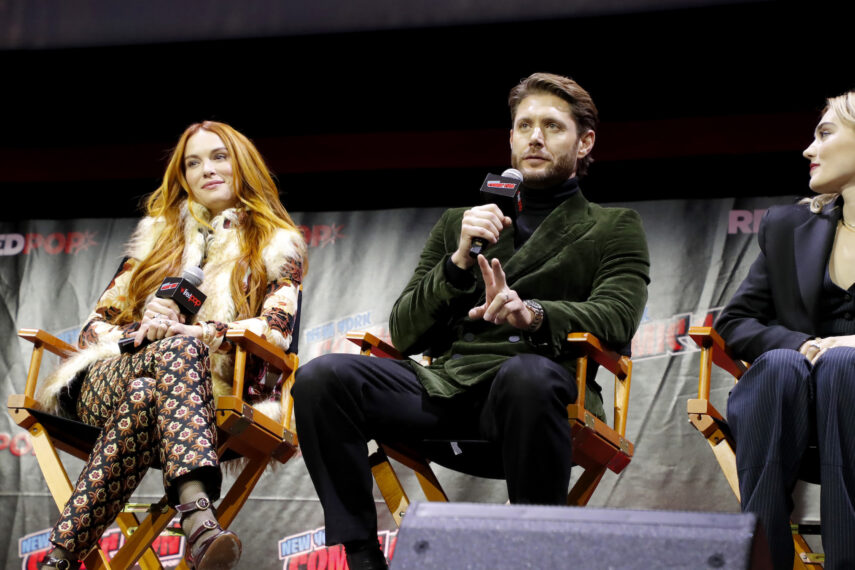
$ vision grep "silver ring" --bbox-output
[809,341,821,350]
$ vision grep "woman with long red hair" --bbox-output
[37,121,306,570]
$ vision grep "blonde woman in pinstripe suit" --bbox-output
[717,91,855,570]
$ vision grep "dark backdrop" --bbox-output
[1,0,850,219]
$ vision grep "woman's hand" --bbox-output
[143,298,184,323]
[801,335,855,364]
[163,321,204,339]
[132,298,202,347]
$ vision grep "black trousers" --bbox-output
[292,352,577,544]
[727,347,855,570]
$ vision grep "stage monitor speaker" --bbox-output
[390,502,771,569]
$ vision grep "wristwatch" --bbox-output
[523,299,544,332]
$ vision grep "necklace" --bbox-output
[841,219,855,233]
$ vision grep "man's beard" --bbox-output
[512,144,579,189]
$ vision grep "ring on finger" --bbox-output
[808,341,821,350]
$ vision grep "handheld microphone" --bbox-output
[469,168,523,258]
[118,267,207,354]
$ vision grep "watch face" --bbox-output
[524,300,544,332]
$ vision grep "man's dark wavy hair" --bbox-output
[508,72,599,176]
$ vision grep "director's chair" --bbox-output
[346,330,633,526]
[687,326,822,569]
[7,327,299,570]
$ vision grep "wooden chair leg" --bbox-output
[707,438,740,501]
[115,509,166,570]
[29,422,74,510]
[567,465,607,506]
[369,445,410,527]
[379,444,448,503]
[414,469,449,503]
[109,497,175,570]
[81,548,113,570]
[793,530,824,568]
[216,455,268,529]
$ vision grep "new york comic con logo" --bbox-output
[631,307,722,360]
[0,231,98,256]
[279,527,396,569]
[18,524,185,569]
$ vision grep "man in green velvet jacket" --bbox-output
[293,72,650,570]
[391,186,649,421]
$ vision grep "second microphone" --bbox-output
[118,266,207,354]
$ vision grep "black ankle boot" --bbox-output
[344,540,389,570]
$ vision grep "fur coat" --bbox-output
[37,201,305,424]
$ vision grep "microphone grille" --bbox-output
[501,168,523,181]
[182,266,204,286]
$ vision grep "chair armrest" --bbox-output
[18,329,78,358]
[346,331,404,360]
[565,332,630,380]
[566,332,633,438]
[17,329,79,400]
[225,329,294,375]
[688,326,747,380]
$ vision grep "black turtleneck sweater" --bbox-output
[444,176,580,287]
[515,176,579,249]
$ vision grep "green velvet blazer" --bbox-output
[389,191,650,420]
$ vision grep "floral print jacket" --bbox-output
[38,201,305,414]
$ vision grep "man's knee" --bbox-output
[293,353,362,405]
[491,354,576,407]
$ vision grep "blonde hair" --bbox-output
[804,91,855,213]
[115,121,306,324]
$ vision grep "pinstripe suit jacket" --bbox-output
[716,199,842,362]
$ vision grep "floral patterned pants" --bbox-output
[50,335,221,556]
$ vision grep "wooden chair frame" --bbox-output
[346,331,633,526]
[687,326,822,569]
[8,327,298,570]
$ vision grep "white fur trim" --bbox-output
[125,215,166,261]
[262,227,303,280]
[266,328,290,352]
[37,342,121,415]
[194,212,240,327]
[252,399,285,425]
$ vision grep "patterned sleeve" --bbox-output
[78,257,140,348]
[202,255,303,354]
